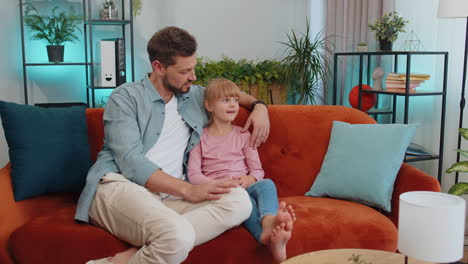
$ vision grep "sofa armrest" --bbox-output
[386,163,441,227]
[0,164,77,264]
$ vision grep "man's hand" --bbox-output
[237,175,257,189]
[241,104,270,148]
[183,179,239,203]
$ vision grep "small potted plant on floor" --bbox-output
[447,128,468,195]
[23,3,82,63]
[356,42,368,52]
[369,11,408,51]
[446,128,468,240]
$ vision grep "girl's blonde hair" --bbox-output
[204,78,240,102]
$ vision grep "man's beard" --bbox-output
[163,76,190,94]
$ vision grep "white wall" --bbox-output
[0,0,309,167]
[0,0,23,167]
[395,0,466,191]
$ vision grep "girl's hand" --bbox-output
[237,175,257,189]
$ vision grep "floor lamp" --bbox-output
[438,0,468,183]
[398,191,465,264]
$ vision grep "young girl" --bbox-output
[188,78,296,263]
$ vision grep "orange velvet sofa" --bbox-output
[0,105,440,264]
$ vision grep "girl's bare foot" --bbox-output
[259,215,276,244]
[276,201,294,224]
[270,222,293,263]
[285,203,296,223]
[259,202,295,245]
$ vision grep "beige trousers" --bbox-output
[89,173,252,264]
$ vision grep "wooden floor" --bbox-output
[462,246,468,263]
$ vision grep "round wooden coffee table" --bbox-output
[282,249,435,264]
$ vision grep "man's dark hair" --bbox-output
[147,26,197,66]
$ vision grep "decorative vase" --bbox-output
[46,45,64,63]
[379,40,393,51]
[100,6,118,20]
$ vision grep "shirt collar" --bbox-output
[143,74,163,102]
[143,73,192,102]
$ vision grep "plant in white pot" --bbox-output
[23,2,82,63]
[356,42,368,52]
[100,0,118,20]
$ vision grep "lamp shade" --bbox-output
[398,191,465,263]
[438,0,468,18]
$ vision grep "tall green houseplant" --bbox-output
[447,128,468,195]
[23,2,82,62]
[280,22,332,105]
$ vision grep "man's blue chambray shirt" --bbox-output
[75,75,209,222]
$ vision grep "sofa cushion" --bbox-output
[306,121,416,211]
[9,196,397,264]
[0,101,93,201]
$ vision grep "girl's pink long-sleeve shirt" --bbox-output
[187,126,264,184]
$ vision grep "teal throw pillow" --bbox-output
[306,121,417,211]
[0,101,92,201]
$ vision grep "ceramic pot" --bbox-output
[356,45,368,52]
[46,45,64,62]
[379,40,393,51]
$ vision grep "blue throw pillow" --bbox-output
[0,101,92,201]
[306,121,417,211]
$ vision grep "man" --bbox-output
[78,26,270,264]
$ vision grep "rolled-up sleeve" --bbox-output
[104,91,160,186]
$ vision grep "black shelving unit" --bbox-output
[332,51,448,183]
[84,0,135,107]
[18,0,135,107]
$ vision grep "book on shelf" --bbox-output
[385,83,420,89]
[387,72,431,81]
[406,142,434,156]
[385,72,430,91]
[385,88,417,93]
[386,79,425,85]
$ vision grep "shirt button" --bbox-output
[191,143,194,146]
[157,133,160,135]
[194,126,197,129]
[162,112,165,115]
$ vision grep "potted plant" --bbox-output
[194,56,285,104]
[279,22,333,105]
[133,0,143,17]
[356,42,368,52]
[369,11,408,51]
[446,128,468,237]
[100,0,118,20]
[23,3,82,63]
[447,128,468,195]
